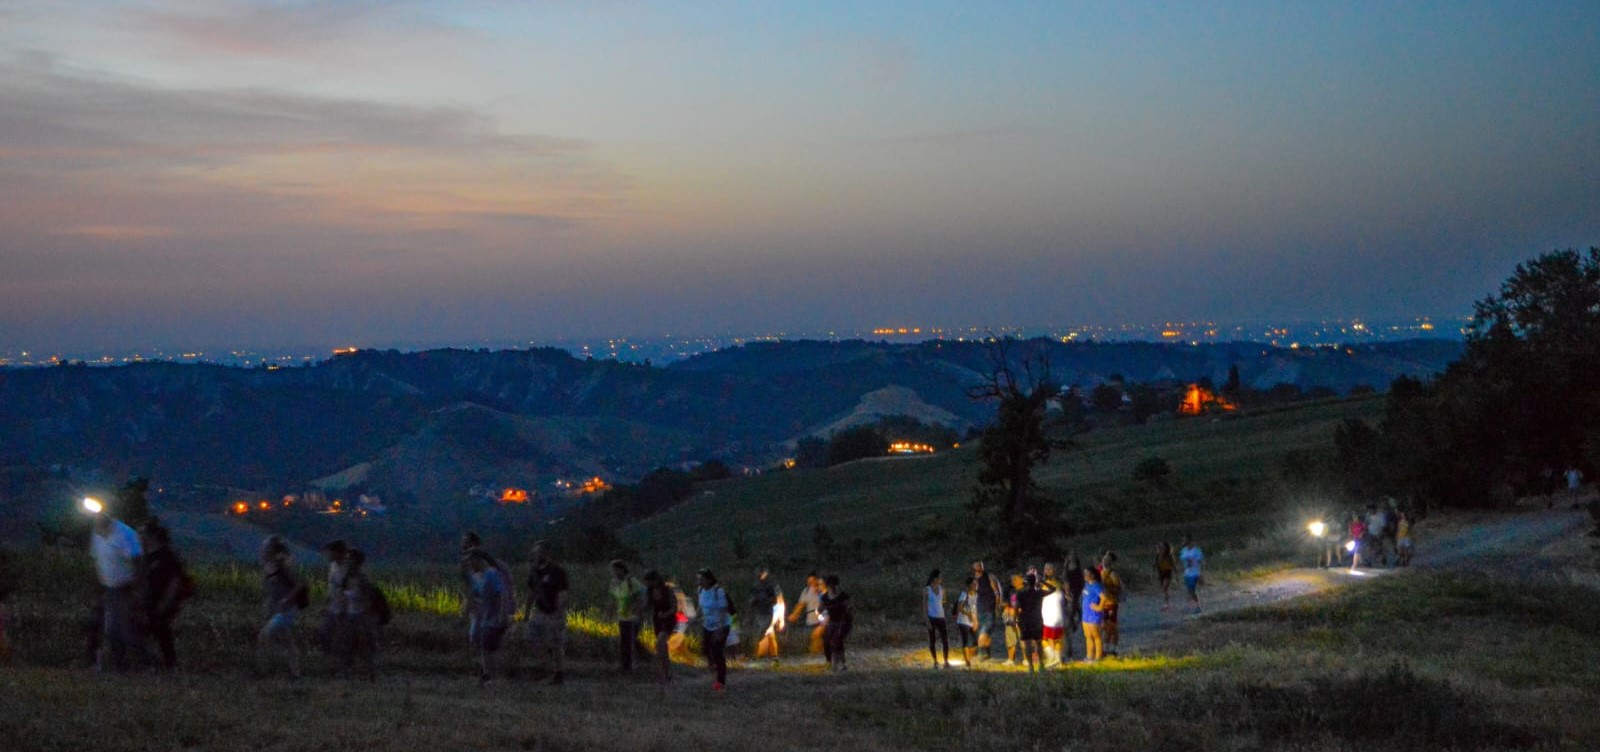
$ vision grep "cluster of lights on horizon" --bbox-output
[0,317,1462,369]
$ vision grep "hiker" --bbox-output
[1380,499,1401,567]
[696,568,735,690]
[748,565,784,662]
[667,575,697,663]
[1567,467,1585,499]
[1365,504,1388,566]
[1040,564,1066,667]
[1064,552,1085,642]
[1396,512,1415,567]
[338,548,378,681]
[1081,568,1106,662]
[1003,572,1024,664]
[643,570,677,684]
[140,518,190,670]
[319,540,350,657]
[1098,552,1123,657]
[90,504,151,672]
[1179,536,1205,613]
[0,549,13,665]
[955,576,980,669]
[1016,573,1046,672]
[460,533,516,677]
[257,535,305,678]
[787,572,825,657]
[1347,514,1366,571]
[924,570,951,668]
[970,561,1003,660]
[609,560,645,673]
[522,541,570,685]
[1155,542,1176,611]
[820,574,853,672]
[467,550,512,685]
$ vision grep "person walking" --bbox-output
[609,560,645,673]
[257,535,305,679]
[1064,552,1085,656]
[1098,552,1123,657]
[1015,573,1045,672]
[1155,542,1176,611]
[140,518,191,671]
[970,561,1003,661]
[468,550,512,685]
[820,574,853,672]
[337,549,378,682]
[955,576,980,669]
[668,575,697,664]
[924,570,951,668]
[696,568,736,691]
[1179,536,1205,613]
[89,505,151,672]
[787,572,825,658]
[522,541,570,685]
[1080,568,1106,662]
[318,540,350,658]
[748,566,784,663]
[1003,572,1024,665]
[1396,512,1415,567]
[1347,514,1366,571]
[643,570,677,684]
[1039,564,1066,667]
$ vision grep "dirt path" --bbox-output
[818,510,1591,671]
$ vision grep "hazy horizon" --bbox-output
[3,1,1597,352]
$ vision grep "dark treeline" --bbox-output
[1334,248,1600,509]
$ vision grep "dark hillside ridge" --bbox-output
[0,338,1459,498]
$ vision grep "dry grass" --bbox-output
[5,543,1600,751]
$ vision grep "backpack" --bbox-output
[722,586,737,617]
[368,582,393,626]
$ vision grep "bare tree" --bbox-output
[966,337,1069,563]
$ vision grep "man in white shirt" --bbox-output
[90,511,150,671]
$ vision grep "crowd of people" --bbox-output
[1328,500,1416,571]
[33,504,1220,690]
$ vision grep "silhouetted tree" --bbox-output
[1090,383,1123,413]
[827,425,888,466]
[967,338,1068,563]
[1224,364,1242,396]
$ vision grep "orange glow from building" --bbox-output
[233,501,249,515]
[1179,384,1236,416]
[258,500,271,511]
[499,487,530,504]
[888,441,936,455]
[580,477,610,494]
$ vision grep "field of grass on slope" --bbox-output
[624,396,1382,575]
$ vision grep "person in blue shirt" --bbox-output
[696,568,736,691]
[1080,567,1106,662]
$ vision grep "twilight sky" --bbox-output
[2,1,1597,351]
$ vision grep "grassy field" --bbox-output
[4,547,1597,750]
[622,396,1380,633]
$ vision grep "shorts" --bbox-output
[1042,625,1064,641]
[1158,570,1173,586]
[958,624,977,648]
[1184,574,1201,594]
[528,612,567,652]
[264,609,298,638]
[1398,539,1413,551]
[1020,623,1043,641]
[977,611,995,636]
[1101,604,1119,624]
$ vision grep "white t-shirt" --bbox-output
[91,519,143,588]
[925,585,945,619]
[1179,546,1204,579]
[1041,589,1064,628]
